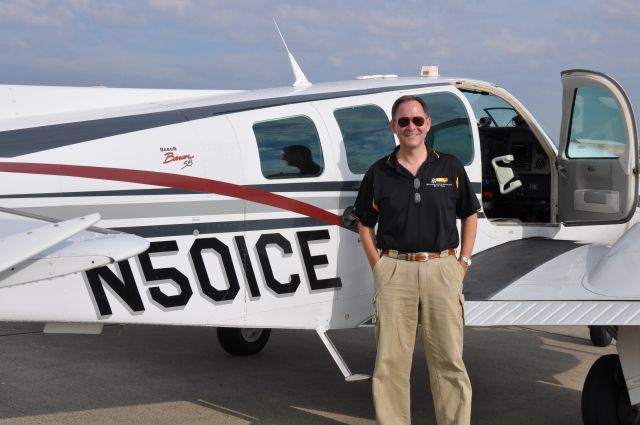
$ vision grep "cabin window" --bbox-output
[333,104,395,174]
[419,92,474,165]
[567,86,625,159]
[253,115,324,179]
[462,91,520,129]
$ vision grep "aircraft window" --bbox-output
[419,92,474,165]
[462,91,520,128]
[567,87,625,159]
[333,104,395,174]
[253,115,324,179]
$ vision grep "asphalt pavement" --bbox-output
[0,323,616,424]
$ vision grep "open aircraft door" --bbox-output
[557,69,638,225]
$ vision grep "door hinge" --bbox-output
[633,167,639,176]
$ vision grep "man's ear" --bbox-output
[423,116,432,134]
[389,119,397,135]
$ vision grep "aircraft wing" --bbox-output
[463,223,640,326]
[0,208,149,288]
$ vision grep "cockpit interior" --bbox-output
[461,89,553,224]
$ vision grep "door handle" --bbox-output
[341,206,358,230]
[556,161,568,179]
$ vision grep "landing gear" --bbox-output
[582,354,640,425]
[589,326,613,347]
[217,327,271,356]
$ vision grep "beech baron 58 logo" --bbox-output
[84,230,341,318]
[161,147,195,169]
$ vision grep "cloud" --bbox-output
[82,2,148,27]
[145,0,195,17]
[597,0,640,17]
[483,29,549,54]
[0,34,31,50]
[561,29,601,45]
[0,0,636,141]
[0,0,150,31]
[358,9,429,36]
[0,0,77,29]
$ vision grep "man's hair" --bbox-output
[284,145,312,159]
[391,95,430,119]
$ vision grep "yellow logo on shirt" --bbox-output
[426,177,453,188]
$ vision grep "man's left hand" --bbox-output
[458,258,469,274]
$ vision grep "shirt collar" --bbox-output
[386,142,437,175]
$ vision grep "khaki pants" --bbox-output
[372,254,471,425]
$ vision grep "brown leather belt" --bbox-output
[381,248,456,262]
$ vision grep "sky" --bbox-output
[0,0,638,140]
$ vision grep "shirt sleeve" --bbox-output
[353,167,379,227]
[455,160,481,219]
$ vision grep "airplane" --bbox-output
[0,51,637,424]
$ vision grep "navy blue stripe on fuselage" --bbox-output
[112,217,330,238]
[0,82,449,158]
[111,211,487,238]
[0,188,198,199]
[0,180,481,199]
[0,181,361,198]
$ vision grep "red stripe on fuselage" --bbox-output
[0,163,342,227]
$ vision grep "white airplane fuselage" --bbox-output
[0,75,636,330]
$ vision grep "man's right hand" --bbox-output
[370,257,380,270]
[358,222,380,271]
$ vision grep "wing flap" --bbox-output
[0,255,112,288]
[0,209,149,287]
[0,213,100,273]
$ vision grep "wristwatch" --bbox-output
[460,256,472,267]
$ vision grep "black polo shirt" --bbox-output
[353,144,480,253]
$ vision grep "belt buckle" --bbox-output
[416,252,429,262]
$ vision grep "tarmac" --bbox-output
[0,322,616,425]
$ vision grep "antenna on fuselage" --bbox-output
[273,18,311,87]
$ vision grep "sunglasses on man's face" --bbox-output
[397,116,426,128]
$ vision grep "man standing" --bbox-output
[353,95,479,425]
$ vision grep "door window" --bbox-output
[567,87,625,159]
[419,92,474,165]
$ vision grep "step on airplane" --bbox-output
[0,50,638,424]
